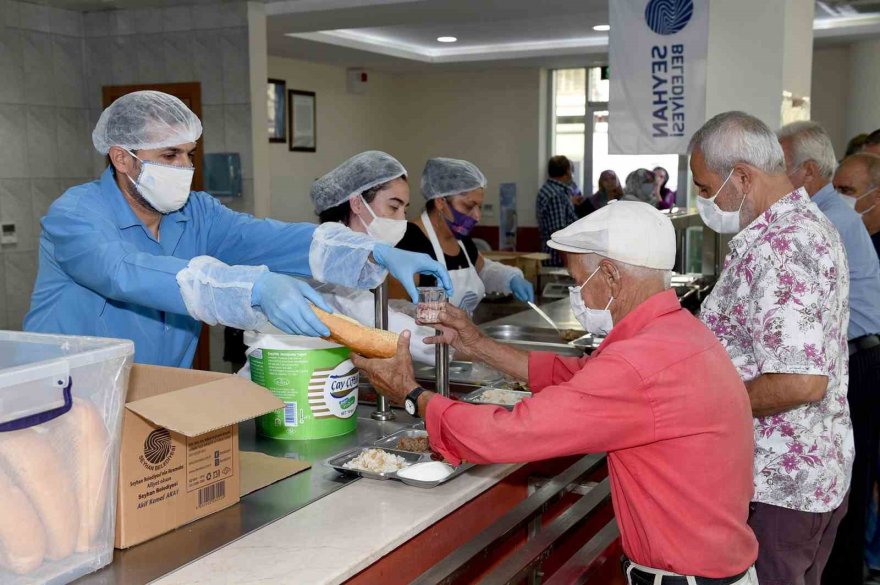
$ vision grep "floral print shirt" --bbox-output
[700,188,853,512]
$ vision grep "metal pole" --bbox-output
[370,281,395,421]
[435,337,450,398]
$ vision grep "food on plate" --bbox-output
[0,429,78,560]
[312,307,399,358]
[476,388,527,406]
[397,461,454,482]
[64,399,110,552]
[560,329,585,342]
[496,380,529,392]
[396,436,430,453]
[342,448,410,474]
[0,467,47,574]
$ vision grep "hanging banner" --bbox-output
[609,0,709,155]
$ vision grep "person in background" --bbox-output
[537,155,579,266]
[396,157,534,315]
[691,111,852,585]
[864,129,880,156]
[845,133,869,158]
[306,151,439,364]
[621,169,660,206]
[576,169,621,218]
[653,166,677,210]
[835,152,880,261]
[354,202,759,585]
[778,121,880,585]
[23,91,451,367]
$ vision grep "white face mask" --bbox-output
[569,266,614,337]
[695,169,745,234]
[842,187,878,216]
[356,195,407,246]
[125,150,194,214]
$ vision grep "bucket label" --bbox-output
[319,360,359,419]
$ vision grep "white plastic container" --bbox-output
[0,330,133,585]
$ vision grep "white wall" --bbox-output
[391,68,544,226]
[267,56,398,223]
[811,46,850,156]
[845,38,880,142]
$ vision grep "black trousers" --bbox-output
[823,344,880,584]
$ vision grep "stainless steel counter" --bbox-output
[75,406,419,585]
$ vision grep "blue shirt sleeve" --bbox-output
[196,192,317,276]
[42,203,190,315]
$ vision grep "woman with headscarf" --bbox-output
[308,151,438,363]
[578,170,622,217]
[622,168,660,206]
[653,166,677,210]
[396,157,535,315]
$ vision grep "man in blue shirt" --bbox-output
[779,121,880,585]
[24,91,451,367]
[834,152,880,262]
[536,155,579,267]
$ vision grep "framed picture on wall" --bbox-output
[288,90,317,152]
[268,78,286,143]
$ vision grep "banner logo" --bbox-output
[645,0,694,35]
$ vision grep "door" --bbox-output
[101,82,211,371]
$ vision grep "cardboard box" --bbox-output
[483,251,551,288]
[114,365,291,549]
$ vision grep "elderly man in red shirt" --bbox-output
[353,201,758,584]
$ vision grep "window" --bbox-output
[550,67,680,197]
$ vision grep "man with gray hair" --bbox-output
[835,152,880,261]
[691,111,852,585]
[354,201,759,584]
[779,121,880,585]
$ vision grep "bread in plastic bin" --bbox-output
[0,466,47,574]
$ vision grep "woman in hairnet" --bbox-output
[309,151,438,364]
[396,158,534,315]
[23,91,451,367]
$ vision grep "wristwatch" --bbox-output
[404,387,427,417]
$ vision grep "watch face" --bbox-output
[405,399,416,415]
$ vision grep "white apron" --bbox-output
[421,211,486,315]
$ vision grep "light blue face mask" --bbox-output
[569,267,614,337]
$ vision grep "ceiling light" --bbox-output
[593,24,610,32]
[437,36,458,43]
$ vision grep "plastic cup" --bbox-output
[417,287,446,323]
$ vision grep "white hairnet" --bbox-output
[311,151,407,213]
[92,90,203,155]
[420,157,487,200]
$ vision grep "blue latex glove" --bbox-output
[372,244,454,302]
[251,273,333,337]
[510,275,535,303]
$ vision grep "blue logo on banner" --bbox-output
[645,0,693,35]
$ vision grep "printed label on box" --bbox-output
[186,427,234,497]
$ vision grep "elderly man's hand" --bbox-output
[351,331,418,405]
[422,303,484,355]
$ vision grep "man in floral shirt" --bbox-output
[689,111,853,585]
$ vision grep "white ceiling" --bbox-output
[265,0,880,72]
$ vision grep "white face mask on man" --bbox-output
[695,169,745,234]
[569,266,614,337]
[125,150,194,214]
[356,195,407,246]
[840,187,878,216]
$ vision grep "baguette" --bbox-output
[311,307,399,358]
[63,399,111,553]
[0,429,78,560]
[0,467,46,574]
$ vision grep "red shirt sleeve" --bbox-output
[425,352,655,466]
[528,351,591,392]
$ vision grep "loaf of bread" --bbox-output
[0,429,78,560]
[312,307,399,358]
[64,399,111,553]
[0,467,46,574]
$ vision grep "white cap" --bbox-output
[547,201,676,270]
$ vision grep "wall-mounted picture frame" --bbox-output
[268,78,286,143]
[288,90,317,152]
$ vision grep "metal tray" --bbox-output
[459,386,532,409]
[325,447,424,480]
[372,428,430,453]
[326,447,473,488]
